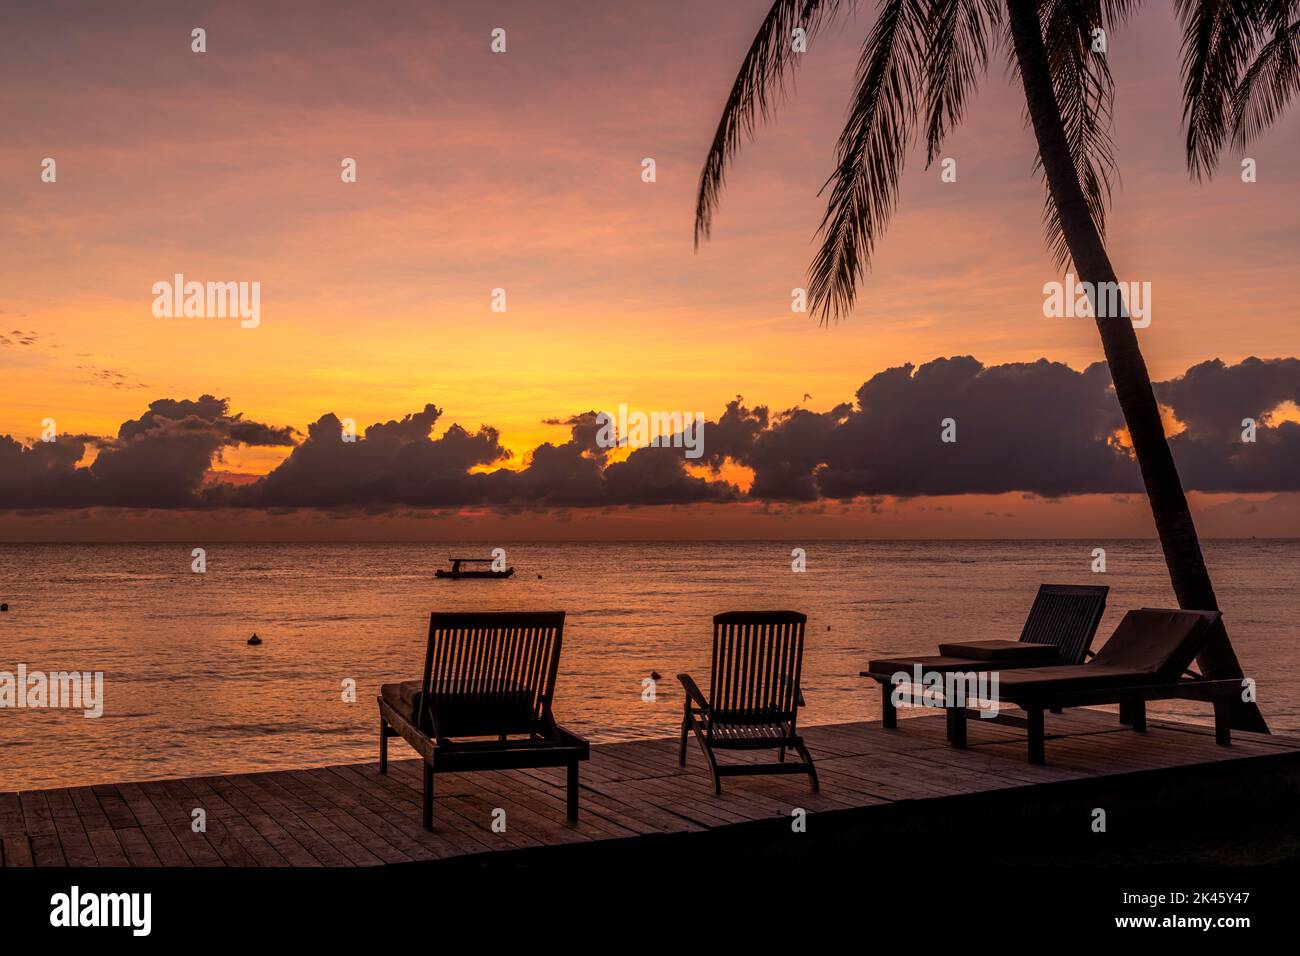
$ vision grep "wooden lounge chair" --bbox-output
[861,583,1108,730]
[943,608,1242,763]
[677,611,818,794]
[377,611,589,830]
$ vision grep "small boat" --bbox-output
[435,557,515,580]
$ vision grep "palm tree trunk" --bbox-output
[1006,0,1267,732]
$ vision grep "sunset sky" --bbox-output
[1,0,1297,540]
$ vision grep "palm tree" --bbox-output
[695,0,1293,732]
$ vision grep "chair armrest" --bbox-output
[677,673,709,711]
[552,724,591,752]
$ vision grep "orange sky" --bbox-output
[1,1,1297,539]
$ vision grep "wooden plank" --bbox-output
[114,827,163,867]
[203,776,325,867]
[254,771,381,866]
[91,784,140,830]
[29,834,66,867]
[84,828,129,867]
[221,774,340,866]
[2,836,33,867]
[134,779,224,866]
[283,769,422,864]
[44,789,98,867]
[0,793,26,837]
[114,783,192,867]
[278,769,413,865]
[329,764,494,858]
[163,778,260,867]
[67,786,111,831]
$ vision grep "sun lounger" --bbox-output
[942,608,1240,762]
[377,611,589,830]
[861,584,1108,729]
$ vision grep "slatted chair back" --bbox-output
[420,611,565,738]
[708,611,807,729]
[1019,584,1108,665]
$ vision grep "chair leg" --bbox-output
[1118,700,1133,725]
[1131,699,1147,732]
[1213,697,1232,746]
[881,683,897,729]
[678,710,691,767]
[422,762,434,831]
[778,745,786,763]
[948,705,967,749]
[794,740,820,792]
[695,733,722,795]
[1027,707,1045,764]
[379,717,388,774]
[566,760,580,822]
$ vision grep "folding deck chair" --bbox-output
[677,611,818,795]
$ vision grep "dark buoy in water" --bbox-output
[537,574,542,579]
[650,671,663,681]
[0,603,8,612]
[827,625,831,630]
[247,632,262,646]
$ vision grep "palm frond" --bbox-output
[1230,9,1300,145]
[808,0,929,323]
[1176,0,1274,179]
[923,0,1001,166]
[1025,0,1120,268]
[1098,0,1145,25]
[695,0,857,247]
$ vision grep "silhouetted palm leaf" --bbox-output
[1030,0,1118,266]
[923,0,1002,166]
[809,0,928,322]
[1177,0,1274,178]
[1230,5,1300,145]
[694,0,858,248]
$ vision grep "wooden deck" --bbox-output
[4,708,1299,868]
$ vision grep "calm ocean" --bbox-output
[1,540,1296,791]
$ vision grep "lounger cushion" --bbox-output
[936,640,1060,662]
[381,679,540,737]
[993,663,1152,696]
[380,680,428,730]
[1090,608,1213,680]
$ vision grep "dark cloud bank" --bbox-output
[3,357,1298,511]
